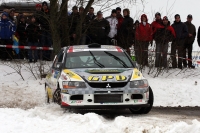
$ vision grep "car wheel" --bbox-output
[129,86,154,114]
[143,86,154,114]
[53,89,61,105]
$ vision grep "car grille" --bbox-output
[87,82,127,88]
[94,94,123,103]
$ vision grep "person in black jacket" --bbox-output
[39,1,51,61]
[26,16,40,63]
[117,8,134,55]
[89,11,110,45]
[171,14,188,69]
[183,14,196,68]
[16,14,27,59]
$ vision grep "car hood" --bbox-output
[62,68,143,82]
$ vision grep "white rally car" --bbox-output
[45,44,154,114]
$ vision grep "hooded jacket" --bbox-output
[0,12,16,39]
[172,21,188,40]
[135,14,152,41]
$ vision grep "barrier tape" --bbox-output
[0,45,53,50]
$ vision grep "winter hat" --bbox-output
[1,12,9,17]
[174,14,180,18]
[187,14,192,18]
[116,7,121,11]
[111,9,117,14]
[42,1,48,7]
[155,12,161,16]
[163,16,168,20]
[36,3,42,8]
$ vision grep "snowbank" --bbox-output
[0,105,200,133]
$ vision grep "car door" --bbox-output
[50,49,65,91]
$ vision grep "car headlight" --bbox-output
[130,79,149,88]
[63,81,86,89]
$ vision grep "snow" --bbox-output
[1,61,200,132]
[0,105,200,133]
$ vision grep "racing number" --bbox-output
[88,75,126,81]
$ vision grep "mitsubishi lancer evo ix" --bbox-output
[45,44,154,114]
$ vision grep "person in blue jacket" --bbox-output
[0,12,16,60]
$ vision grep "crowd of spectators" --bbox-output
[0,1,199,69]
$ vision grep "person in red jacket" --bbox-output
[154,16,176,68]
[135,14,152,66]
[151,12,163,37]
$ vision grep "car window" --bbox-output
[53,49,64,68]
[65,51,134,68]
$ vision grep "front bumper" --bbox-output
[60,90,149,109]
[61,104,150,109]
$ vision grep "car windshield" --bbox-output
[65,51,134,68]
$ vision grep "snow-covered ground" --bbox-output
[1,61,200,133]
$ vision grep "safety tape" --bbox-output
[0,45,53,50]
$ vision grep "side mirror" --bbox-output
[56,62,63,69]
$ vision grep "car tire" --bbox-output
[129,86,154,114]
[53,88,61,105]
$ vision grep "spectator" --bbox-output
[0,12,16,60]
[135,14,152,66]
[86,7,96,22]
[68,6,80,44]
[133,20,139,62]
[26,16,40,63]
[116,7,123,30]
[85,7,96,44]
[171,14,188,69]
[183,14,196,68]
[78,6,87,45]
[16,14,27,59]
[8,8,16,25]
[106,9,118,45]
[197,26,200,48]
[117,8,134,55]
[155,16,176,68]
[35,4,42,23]
[151,12,163,36]
[89,11,110,45]
[40,1,51,61]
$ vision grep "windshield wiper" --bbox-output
[104,51,129,68]
[89,51,105,68]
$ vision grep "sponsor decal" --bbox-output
[134,100,138,103]
[132,68,141,79]
[70,100,83,104]
[138,99,142,102]
[85,69,125,74]
[61,74,68,80]
[63,69,82,80]
[54,71,60,79]
[88,75,127,81]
